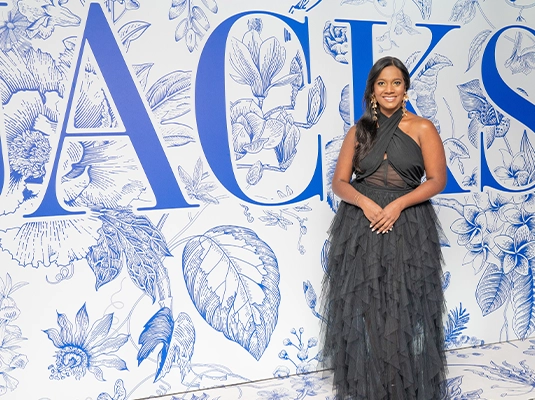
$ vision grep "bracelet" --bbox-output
[353,193,361,207]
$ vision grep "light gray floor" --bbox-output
[144,340,535,400]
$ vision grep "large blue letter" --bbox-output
[196,11,323,206]
[26,2,196,218]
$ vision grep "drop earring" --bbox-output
[371,95,378,122]
[401,92,408,117]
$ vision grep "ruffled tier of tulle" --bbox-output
[320,182,447,400]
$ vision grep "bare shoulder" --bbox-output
[402,112,439,144]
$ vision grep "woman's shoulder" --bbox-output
[403,112,439,137]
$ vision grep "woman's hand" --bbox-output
[359,196,384,226]
[369,200,403,234]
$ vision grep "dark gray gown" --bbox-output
[321,108,448,400]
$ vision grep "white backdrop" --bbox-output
[0,0,534,398]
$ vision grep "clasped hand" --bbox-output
[359,197,402,234]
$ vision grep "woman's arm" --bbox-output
[332,126,384,222]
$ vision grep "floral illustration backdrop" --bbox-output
[0,0,534,399]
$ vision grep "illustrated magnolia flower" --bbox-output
[273,365,290,378]
[230,99,288,160]
[43,304,129,381]
[229,19,299,107]
[246,160,264,186]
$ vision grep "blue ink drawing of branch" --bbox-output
[0,273,28,397]
[229,18,326,186]
[275,327,322,376]
[170,0,218,52]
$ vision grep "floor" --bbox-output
[143,339,535,400]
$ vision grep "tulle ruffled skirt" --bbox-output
[321,181,447,400]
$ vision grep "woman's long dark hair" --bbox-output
[352,56,410,172]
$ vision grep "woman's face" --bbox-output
[372,65,406,117]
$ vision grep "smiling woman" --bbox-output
[321,56,448,400]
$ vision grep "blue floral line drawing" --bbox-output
[341,0,425,53]
[440,376,484,399]
[118,20,150,52]
[504,0,535,22]
[97,378,126,400]
[43,303,129,381]
[239,186,311,254]
[178,158,220,204]
[0,274,28,397]
[322,21,348,64]
[450,0,495,28]
[105,0,140,23]
[275,327,322,377]
[229,18,326,186]
[87,208,173,303]
[465,359,535,398]
[505,31,535,78]
[169,0,218,52]
[303,280,326,323]
[182,225,281,361]
[444,303,484,349]
[434,191,535,340]
[457,79,511,150]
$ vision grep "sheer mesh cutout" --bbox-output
[364,158,408,188]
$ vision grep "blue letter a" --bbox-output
[27,2,196,218]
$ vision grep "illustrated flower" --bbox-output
[0,7,30,51]
[303,280,317,309]
[0,274,28,322]
[322,21,348,64]
[305,76,326,126]
[44,304,129,381]
[449,0,480,25]
[273,365,290,378]
[229,19,299,107]
[231,99,286,159]
[260,211,293,230]
[503,206,535,235]
[8,130,51,180]
[291,374,327,397]
[273,111,301,171]
[257,387,293,400]
[450,205,488,246]
[495,225,535,275]
[0,371,18,395]
[494,149,533,187]
[18,0,81,40]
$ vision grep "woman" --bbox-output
[321,56,448,399]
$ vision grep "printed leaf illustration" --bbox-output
[159,122,195,147]
[412,0,431,19]
[443,138,470,174]
[182,225,280,360]
[476,263,511,316]
[395,11,419,35]
[146,70,191,124]
[87,210,172,302]
[410,53,452,130]
[449,0,478,25]
[520,130,535,176]
[138,307,195,382]
[466,30,491,72]
[443,303,469,344]
[201,0,218,13]
[133,62,154,90]
[118,20,151,51]
[505,32,535,75]
[512,270,535,339]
